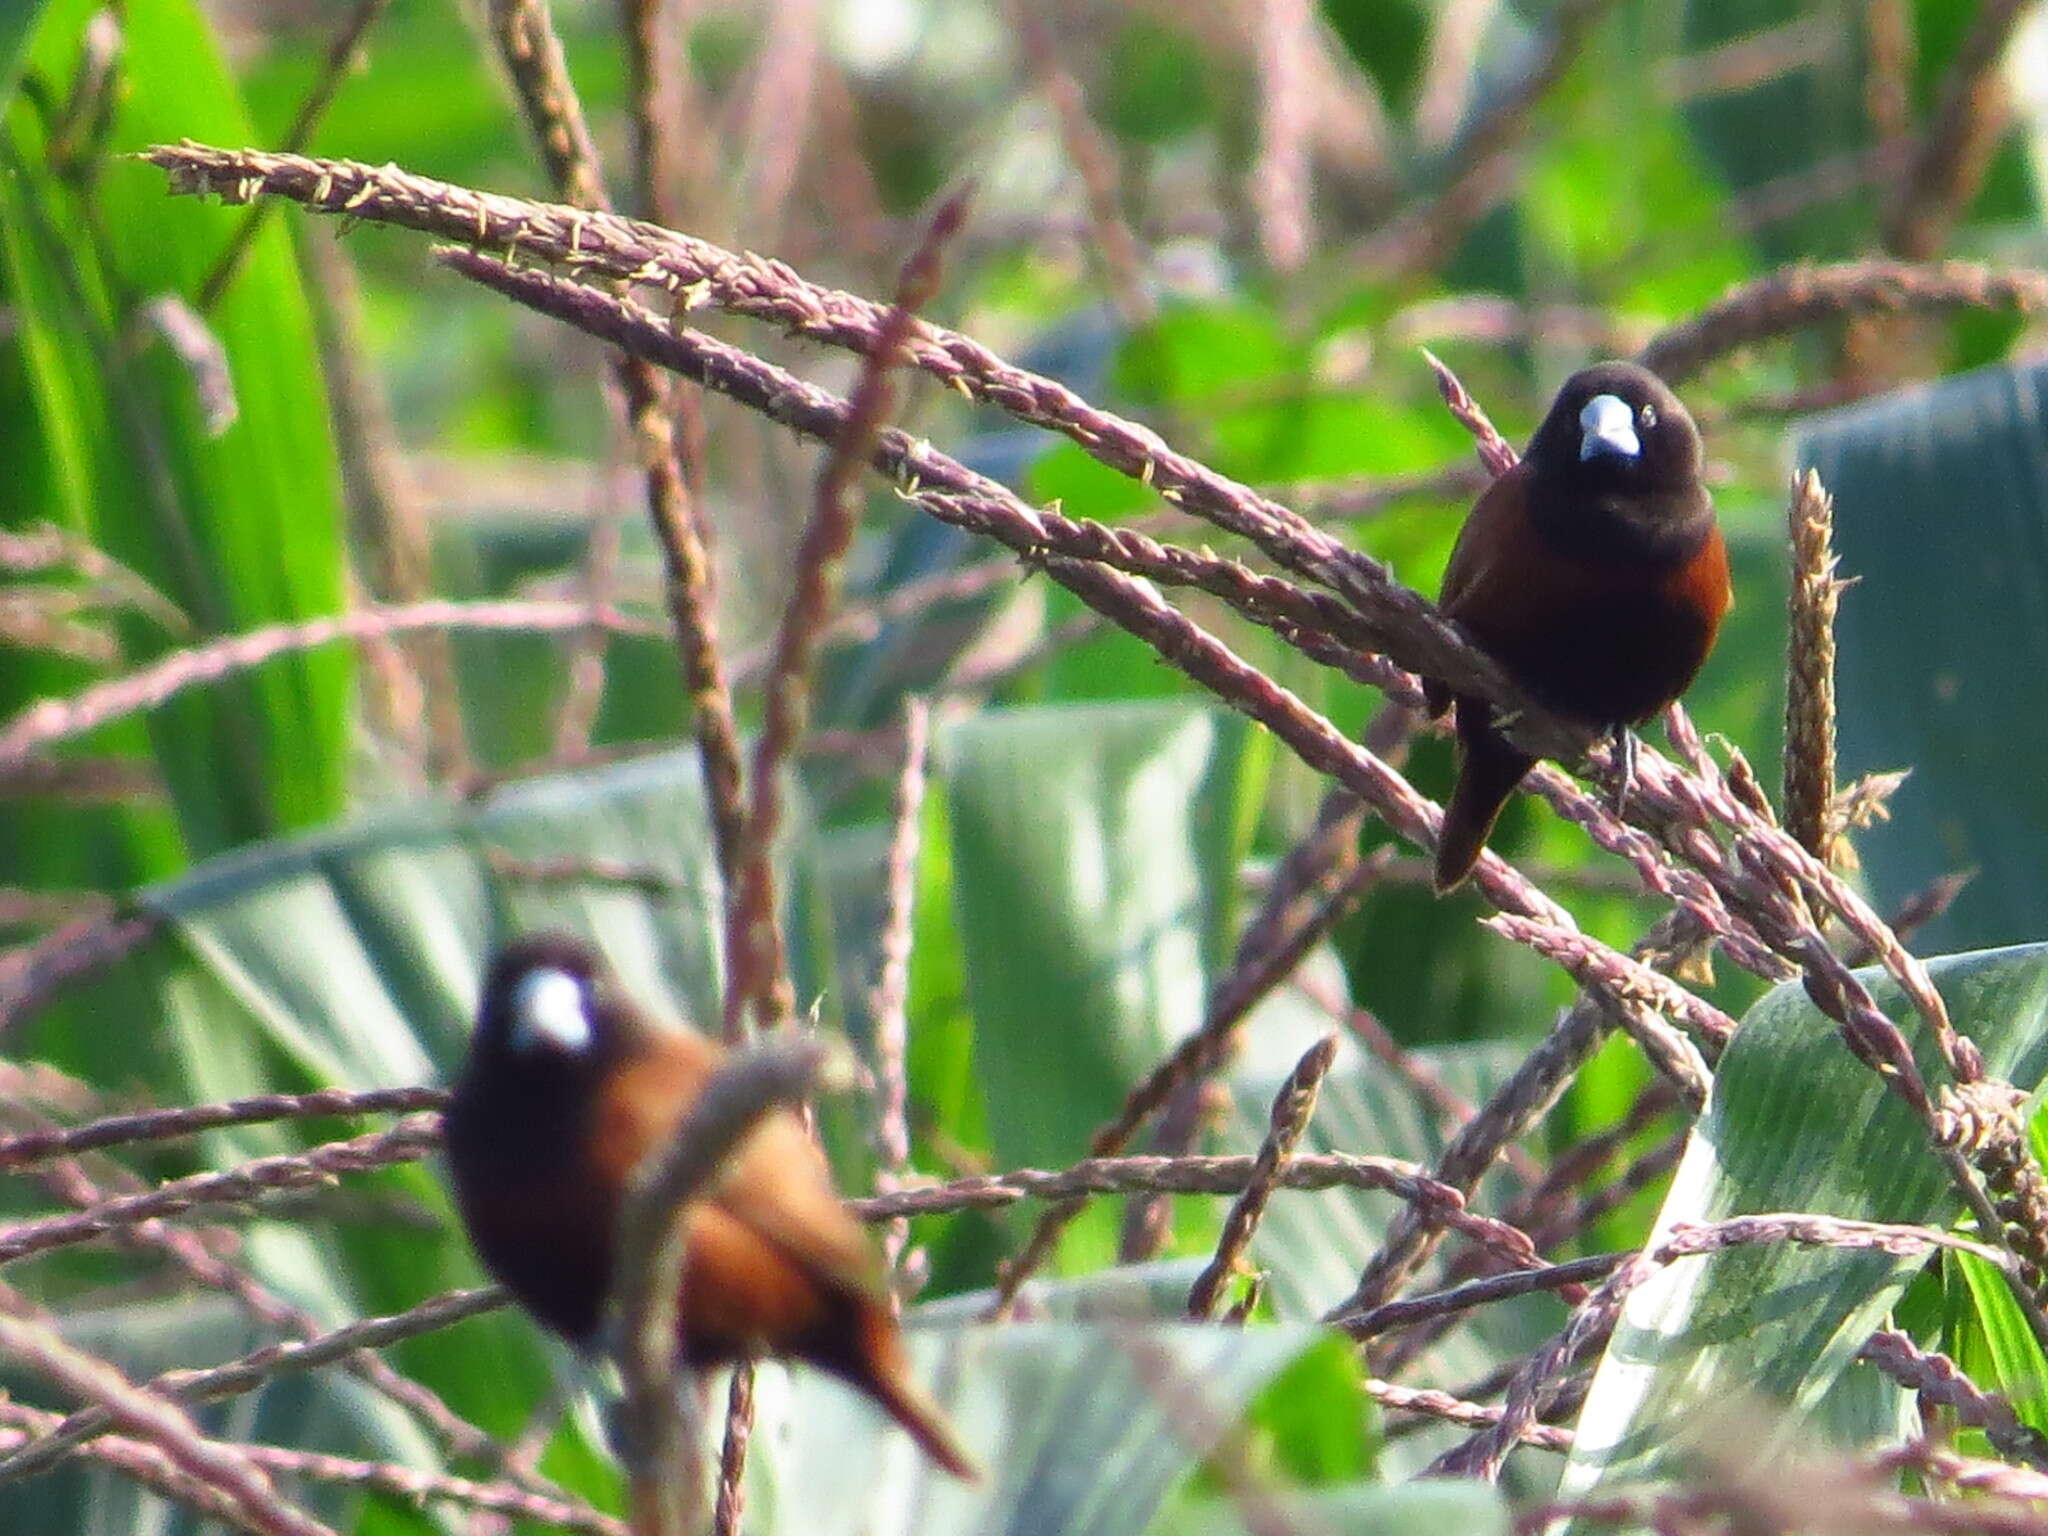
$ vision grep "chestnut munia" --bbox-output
[1423,361,1730,891]
[444,932,975,1478]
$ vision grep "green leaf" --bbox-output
[1523,27,1752,315]
[12,1293,457,1536]
[1679,0,1873,259]
[1154,1478,1511,1536]
[1098,16,1210,144]
[915,1257,1212,1325]
[1558,943,2048,1510]
[1318,0,1428,118]
[943,702,1264,1172]
[1114,301,1299,405]
[939,701,1264,1279]
[1232,1040,1530,1322]
[1239,1328,1377,1486]
[0,0,48,109]
[740,1321,1322,1536]
[1795,360,2048,953]
[141,747,730,1098]
[1229,1038,1555,1476]
[1,0,349,860]
[1950,1247,2048,1436]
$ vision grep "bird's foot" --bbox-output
[1609,725,1637,818]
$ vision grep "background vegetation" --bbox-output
[4,0,2048,1532]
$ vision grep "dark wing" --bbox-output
[1435,472,1730,725]
[1425,464,1541,716]
[1437,461,1577,631]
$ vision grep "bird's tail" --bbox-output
[1434,706,1534,893]
[848,1306,981,1480]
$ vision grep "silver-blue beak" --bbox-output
[510,968,595,1054]
[1578,393,1641,462]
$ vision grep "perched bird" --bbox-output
[444,932,976,1478]
[1424,361,1730,892]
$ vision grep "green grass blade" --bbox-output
[1559,943,2048,1510]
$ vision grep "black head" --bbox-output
[1522,362,1711,563]
[1527,361,1702,493]
[466,931,644,1081]
[449,932,641,1347]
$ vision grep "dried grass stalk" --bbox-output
[1783,469,1850,868]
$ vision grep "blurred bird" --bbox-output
[444,932,976,1478]
[1425,360,1730,891]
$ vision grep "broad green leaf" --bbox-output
[1231,1039,1531,1322]
[1030,439,1161,523]
[1559,943,2048,1511]
[1238,1327,1377,1486]
[944,702,1265,1177]
[1229,1037,1552,1477]
[917,1256,1210,1324]
[1114,301,1298,405]
[740,1322,1321,1536]
[140,748,729,1103]
[1154,1479,1510,1536]
[1796,360,2048,954]
[9,1294,453,1536]
[900,778,1013,1300]
[1,0,348,861]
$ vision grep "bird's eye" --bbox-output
[1639,403,1658,429]
[510,968,593,1054]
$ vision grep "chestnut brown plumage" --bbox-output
[1424,361,1731,891]
[444,933,976,1479]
